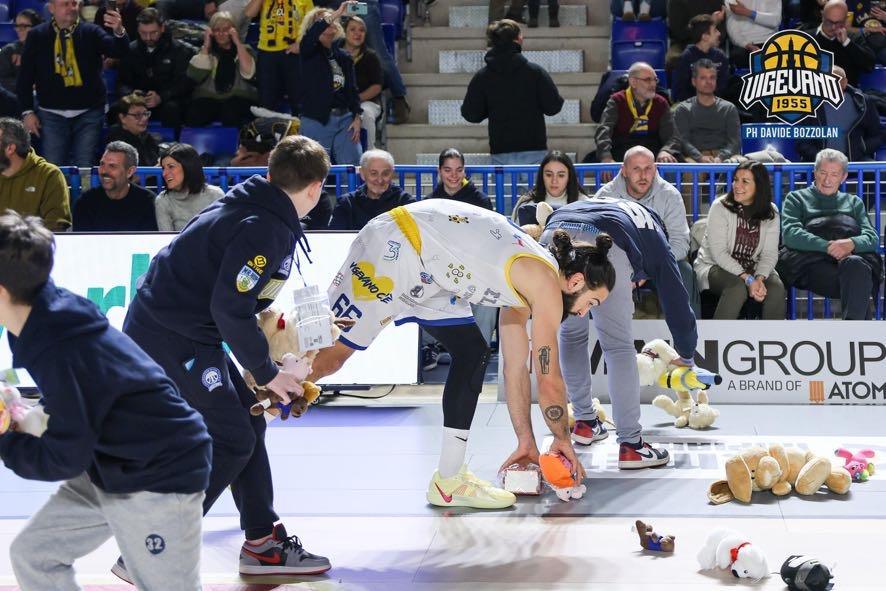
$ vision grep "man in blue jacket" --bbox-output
[329,148,415,230]
[541,197,698,467]
[0,212,211,590]
[123,135,334,577]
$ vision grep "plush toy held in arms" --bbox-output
[0,377,49,437]
[539,451,586,502]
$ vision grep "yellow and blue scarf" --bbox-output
[52,18,83,88]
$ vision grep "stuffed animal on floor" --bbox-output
[697,529,769,580]
[834,448,875,482]
[519,201,554,241]
[708,444,852,504]
[638,340,722,429]
[780,555,834,591]
[634,519,675,552]
[245,307,353,419]
[0,381,49,437]
[566,398,614,431]
[539,452,586,501]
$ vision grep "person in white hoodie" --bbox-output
[155,143,224,231]
[594,145,700,316]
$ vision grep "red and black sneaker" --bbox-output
[239,524,331,575]
[618,440,669,470]
[571,418,609,445]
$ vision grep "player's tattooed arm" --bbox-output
[542,403,569,438]
[537,345,551,374]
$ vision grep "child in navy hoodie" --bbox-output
[0,212,211,591]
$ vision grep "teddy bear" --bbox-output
[539,451,586,502]
[697,528,769,580]
[834,448,875,482]
[638,339,721,429]
[634,519,675,552]
[0,381,49,437]
[708,444,852,504]
[244,307,353,420]
[519,201,554,241]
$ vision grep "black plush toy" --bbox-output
[780,555,834,591]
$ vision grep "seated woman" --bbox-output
[185,11,258,127]
[427,148,493,209]
[106,93,161,167]
[298,3,363,165]
[154,143,224,231]
[693,161,785,319]
[0,9,42,94]
[342,16,383,150]
[512,150,589,224]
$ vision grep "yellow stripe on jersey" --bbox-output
[504,253,560,307]
[389,206,422,255]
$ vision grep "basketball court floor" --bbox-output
[1,388,884,590]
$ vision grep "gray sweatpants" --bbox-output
[540,226,642,445]
[10,473,204,591]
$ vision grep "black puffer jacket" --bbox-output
[118,31,196,103]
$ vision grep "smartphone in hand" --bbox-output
[346,2,368,16]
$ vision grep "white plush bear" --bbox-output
[637,339,680,386]
[697,529,769,581]
[0,382,49,437]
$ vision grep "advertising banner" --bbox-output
[0,233,419,388]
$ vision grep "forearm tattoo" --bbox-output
[544,405,565,421]
[538,345,551,374]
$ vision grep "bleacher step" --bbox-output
[439,49,583,73]
[448,5,586,27]
[428,99,581,125]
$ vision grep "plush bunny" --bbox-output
[0,382,49,437]
[834,448,875,482]
[697,529,769,581]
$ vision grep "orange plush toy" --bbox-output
[539,452,587,501]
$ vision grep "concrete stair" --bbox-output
[428,98,581,125]
[419,0,608,28]
[448,4,587,27]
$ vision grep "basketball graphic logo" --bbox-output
[740,30,843,124]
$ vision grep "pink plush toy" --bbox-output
[835,449,875,482]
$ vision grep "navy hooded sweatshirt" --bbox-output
[0,281,211,494]
[428,180,493,210]
[134,175,305,386]
[328,183,415,230]
[545,197,698,360]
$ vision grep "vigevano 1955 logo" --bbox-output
[740,30,844,125]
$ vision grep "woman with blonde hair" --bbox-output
[298,2,363,164]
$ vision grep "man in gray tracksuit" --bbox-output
[595,145,700,317]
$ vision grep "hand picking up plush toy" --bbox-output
[539,451,586,502]
[697,529,769,581]
[0,381,49,437]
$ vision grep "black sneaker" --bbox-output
[239,524,331,576]
[422,346,439,371]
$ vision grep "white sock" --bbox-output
[639,0,650,14]
[438,427,469,478]
[623,2,633,15]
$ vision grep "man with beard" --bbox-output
[0,117,71,231]
[72,141,157,231]
[117,8,196,129]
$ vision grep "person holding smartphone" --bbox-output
[94,0,144,38]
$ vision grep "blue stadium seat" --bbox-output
[740,123,800,162]
[0,23,15,44]
[858,66,885,92]
[180,126,239,156]
[0,4,9,22]
[150,127,176,143]
[611,40,666,70]
[12,0,48,18]
[876,146,886,162]
[379,0,403,39]
[381,22,396,62]
[611,17,667,43]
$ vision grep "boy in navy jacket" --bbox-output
[0,212,211,590]
[123,135,334,576]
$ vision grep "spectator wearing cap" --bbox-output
[155,143,224,231]
[107,93,161,167]
[73,141,158,231]
[342,16,383,150]
[117,8,196,129]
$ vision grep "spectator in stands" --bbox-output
[186,12,258,127]
[207,0,251,40]
[0,118,71,231]
[299,5,363,166]
[796,65,883,162]
[428,148,493,209]
[342,16,383,149]
[155,143,224,231]
[611,0,667,21]
[528,0,560,28]
[850,2,885,65]
[243,0,311,116]
[512,150,588,223]
[18,0,130,168]
[805,0,876,85]
[0,9,42,95]
[673,59,744,163]
[794,0,826,29]
[671,14,729,102]
[230,115,299,166]
[666,0,725,69]
[595,145,700,316]
[694,161,784,319]
[94,0,143,38]
[73,141,158,231]
[329,148,414,230]
[776,149,882,320]
[724,0,782,67]
[117,8,196,130]
[593,62,681,164]
[107,93,161,167]
[462,19,564,168]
